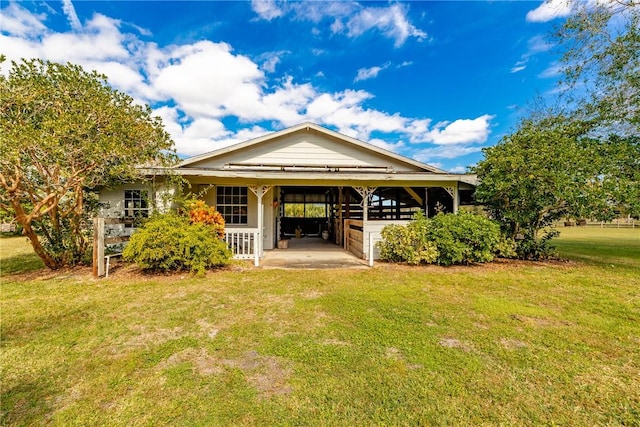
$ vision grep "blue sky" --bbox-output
[0,0,574,172]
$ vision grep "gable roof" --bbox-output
[177,122,447,174]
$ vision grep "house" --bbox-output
[99,122,477,263]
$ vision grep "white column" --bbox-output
[248,185,272,257]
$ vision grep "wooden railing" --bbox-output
[224,228,260,266]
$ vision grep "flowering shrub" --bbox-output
[187,200,225,238]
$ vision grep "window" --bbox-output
[124,190,148,227]
[217,186,248,224]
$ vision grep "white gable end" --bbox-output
[183,129,425,172]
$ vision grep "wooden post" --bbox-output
[93,217,105,278]
[338,186,343,246]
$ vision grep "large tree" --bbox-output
[0,58,175,269]
[558,1,639,130]
[472,113,632,259]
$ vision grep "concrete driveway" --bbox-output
[261,237,368,269]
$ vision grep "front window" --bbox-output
[217,186,248,224]
[124,190,148,227]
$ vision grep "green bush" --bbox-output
[377,211,503,266]
[429,212,502,265]
[378,211,438,265]
[123,213,232,275]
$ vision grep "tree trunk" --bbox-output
[11,199,61,269]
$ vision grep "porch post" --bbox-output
[353,186,376,260]
[443,184,459,214]
[353,186,376,222]
[424,188,429,217]
[338,186,343,246]
[248,185,272,258]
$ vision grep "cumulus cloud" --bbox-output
[408,115,494,145]
[0,3,48,36]
[526,0,573,22]
[0,1,490,163]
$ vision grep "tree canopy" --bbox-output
[0,58,176,269]
[473,2,639,259]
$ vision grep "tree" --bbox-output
[557,1,639,131]
[0,58,175,269]
[472,114,611,259]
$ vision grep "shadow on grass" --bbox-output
[1,253,45,276]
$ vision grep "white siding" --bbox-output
[363,220,409,260]
[187,132,423,172]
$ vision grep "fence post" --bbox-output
[254,231,259,267]
[93,217,105,278]
[369,232,374,267]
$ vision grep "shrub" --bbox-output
[377,211,438,265]
[377,211,503,266]
[515,229,559,260]
[187,200,225,238]
[428,212,502,265]
[123,213,232,275]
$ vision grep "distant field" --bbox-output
[1,230,639,425]
[555,226,640,269]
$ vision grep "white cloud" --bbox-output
[0,2,487,166]
[510,34,553,74]
[355,66,383,82]
[539,62,563,78]
[250,0,284,21]
[526,0,573,23]
[354,62,392,82]
[251,1,426,47]
[62,0,82,31]
[343,3,427,47]
[448,166,467,174]
[0,3,48,37]
[408,115,494,145]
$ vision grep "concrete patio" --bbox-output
[261,237,368,269]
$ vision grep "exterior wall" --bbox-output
[188,132,424,172]
[98,182,155,237]
[188,181,276,251]
[363,220,408,261]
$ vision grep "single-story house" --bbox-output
[98,122,477,263]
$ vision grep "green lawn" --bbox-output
[1,230,639,425]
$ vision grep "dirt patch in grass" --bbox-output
[158,348,223,376]
[499,338,529,350]
[439,337,473,352]
[157,348,292,397]
[120,325,186,350]
[223,351,292,398]
[510,314,570,327]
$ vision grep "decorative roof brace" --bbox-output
[352,186,377,222]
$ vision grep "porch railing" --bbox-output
[224,228,260,266]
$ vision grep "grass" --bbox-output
[1,229,639,425]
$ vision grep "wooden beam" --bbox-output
[404,187,423,206]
